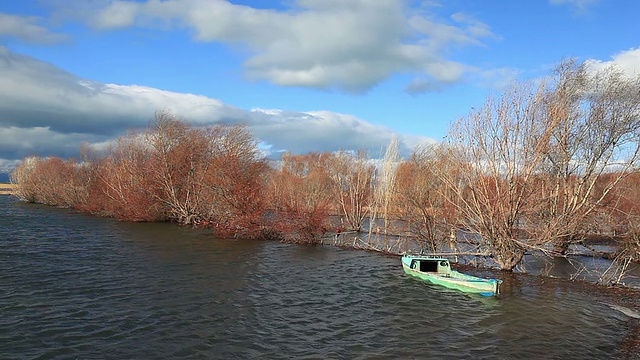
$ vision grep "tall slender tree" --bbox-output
[325,151,375,232]
[369,136,400,238]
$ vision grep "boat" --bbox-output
[401,255,502,296]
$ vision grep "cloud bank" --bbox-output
[2,44,637,172]
[54,0,497,93]
[0,46,428,170]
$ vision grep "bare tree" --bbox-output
[444,81,551,270]
[91,133,164,221]
[10,110,270,235]
[369,136,400,240]
[599,215,640,285]
[442,59,640,270]
[10,156,40,203]
[10,156,88,207]
[532,60,640,254]
[395,143,458,254]
[142,111,269,231]
[325,151,375,232]
[193,123,270,237]
[268,152,332,243]
[145,110,206,225]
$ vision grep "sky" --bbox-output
[0,0,639,175]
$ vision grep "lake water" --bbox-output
[1,196,638,359]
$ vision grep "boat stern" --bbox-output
[478,278,503,296]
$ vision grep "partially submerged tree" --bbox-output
[395,143,458,254]
[531,60,640,254]
[325,150,375,232]
[444,81,551,270]
[91,133,164,221]
[10,110,270,236]
[369,136,400,238]
[10,156,41,203]
[201,124,270,238]
[10,156,89,208]
[146,111,216,226]
[600,215,640,285]
[440,59,640,270]
[268,152,332,243]
[9,58,640,279]
[131,110,271,234]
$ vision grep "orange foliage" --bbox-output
[267,152,332,243]
[11,112,272,238]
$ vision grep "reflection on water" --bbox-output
[0,196,638,359]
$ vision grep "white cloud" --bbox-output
[93,1,141,29]
[0,47,431,171]
[0,12,67,44]
[70,0,496,93]
[585,48,640,77]
[248,109,413,156]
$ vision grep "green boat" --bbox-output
[401,255,502,296]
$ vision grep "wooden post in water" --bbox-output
[449,228,459,263]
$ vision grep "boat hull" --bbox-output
[401,256,501,296]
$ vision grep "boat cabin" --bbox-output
[409,257,451,274]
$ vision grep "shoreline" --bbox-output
[0,183,16,195]
[4,189,639,294]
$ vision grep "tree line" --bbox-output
[11,60,640,283]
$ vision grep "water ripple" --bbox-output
[0,196,636,359]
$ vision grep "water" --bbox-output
[1,196,638,359]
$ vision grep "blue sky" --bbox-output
[1,0,639,173]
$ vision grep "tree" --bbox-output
[395,143,458,254]
[137,110,269,233]
[197,122,270,238]
[145,111,215,225]
[369,136,400,237]
[10,156,88,208]
[444,81,551,270]
[532,60,640,254]
[599,215,640,285]
[268,152,332,243]
[10,156,41,203]
[324,151,375,232]
[89,133,164,221]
